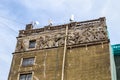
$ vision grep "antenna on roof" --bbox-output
[35,21,39,25]
[31,21,39,28]
[69,14,74,22]
[48,19,53,26]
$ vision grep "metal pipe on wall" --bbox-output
[61,25,68,80]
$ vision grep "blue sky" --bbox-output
[0,0,120,80]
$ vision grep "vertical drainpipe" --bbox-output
[61,25,68,80]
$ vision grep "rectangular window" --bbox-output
[22,57,34,66]
[19,73,32,80]
[29,40,36,48]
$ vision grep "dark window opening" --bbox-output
[19,73,32,80]
[29,40,36,48]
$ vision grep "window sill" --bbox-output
[21,64,35,67]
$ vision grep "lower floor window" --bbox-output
[22,57,35,66]
[19,73,32,80]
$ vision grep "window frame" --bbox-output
[21,57,35,67]
[29,40,36,48]
[19,73,32,80]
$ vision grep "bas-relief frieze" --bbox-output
[15,24,108,52]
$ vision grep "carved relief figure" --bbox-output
[39,36,45,49]
[16,39,25,52]
[54,33,65,46]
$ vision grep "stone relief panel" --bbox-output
[16,24,108,52]
[15,38,30,52]
[39,33,65,49]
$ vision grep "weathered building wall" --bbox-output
[8,43,111,80]
[8,17,112,80]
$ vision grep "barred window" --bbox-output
[29,40,36,48]
[22,57,34,66]
[19,73,32,80]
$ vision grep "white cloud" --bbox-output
[17,0,93,14]
[100,0,120,44]
[100,0,120,20]
[16,0,93,25]
[0,3,23,80]
[17,0,65,11]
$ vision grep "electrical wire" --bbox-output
[0,22,17,34]
[0,16,25,26]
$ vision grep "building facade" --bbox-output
[8,17,112,80]
[112,44,120,80]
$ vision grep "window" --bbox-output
[19,73,32,80]
[22,57,34,66]
[29,40,36,48]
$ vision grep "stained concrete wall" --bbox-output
[8,43,111,80]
